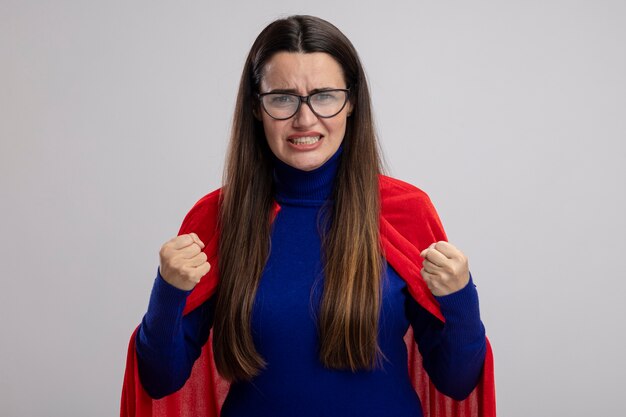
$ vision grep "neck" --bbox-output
[272,145,343,204]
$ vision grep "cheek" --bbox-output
[261,118,286,147]
[327,116,349,136]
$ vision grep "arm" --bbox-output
[135,268,215,399]
[407,271,487,401]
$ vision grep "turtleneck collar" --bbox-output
[272,144,343,205]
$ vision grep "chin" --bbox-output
[282,155,324,171]
[278,155,324,171]
[292,161,322,171]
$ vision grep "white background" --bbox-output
[1,1,625,416]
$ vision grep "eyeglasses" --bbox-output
[257,88,351,120]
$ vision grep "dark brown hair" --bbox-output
[214,15,385,382]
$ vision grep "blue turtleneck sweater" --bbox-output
[135,146,486,416]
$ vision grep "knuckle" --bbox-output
[181,268,193,280]
[195,269,206,281]
[170,256,182,268]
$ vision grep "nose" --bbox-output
[293,100,318,128]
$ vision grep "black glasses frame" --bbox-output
[256,88,351,120]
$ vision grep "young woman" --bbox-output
[121,15,495,417]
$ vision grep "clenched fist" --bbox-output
[159,233,211,291]
[419,241,470,297]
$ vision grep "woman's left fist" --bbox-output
[419,241,470,296]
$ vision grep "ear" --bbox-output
[252,105,261,121]
[346,100,354,117]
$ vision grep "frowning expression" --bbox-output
[258,52,352,171]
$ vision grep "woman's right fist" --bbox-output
[159,233,211,291]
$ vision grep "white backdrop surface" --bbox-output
[1,1,625,416]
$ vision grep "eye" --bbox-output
[268,94,297,106]
[312,91,340,104]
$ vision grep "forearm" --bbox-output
[410,272,487,400]
[135,268,213,399]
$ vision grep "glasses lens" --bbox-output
[260,90,349,119]
[310,90,348,117]
[261,94,299,119]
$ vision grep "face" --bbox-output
[257,52,353,171]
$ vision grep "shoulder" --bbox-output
[379,174,429,195]
[177,188,223,246]
[378,174,436,215]
[378,174,447,245]
[377,175,448,320]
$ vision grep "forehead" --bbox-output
[260,52,346,92]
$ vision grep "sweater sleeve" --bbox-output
[406,271,487,401]
[135,267,215,399]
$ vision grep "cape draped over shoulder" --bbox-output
[121,175,496,417]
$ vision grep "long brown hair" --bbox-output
[214,15,385,382]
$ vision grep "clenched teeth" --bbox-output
[289,136,321,145]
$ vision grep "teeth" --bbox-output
[290,136,320,145]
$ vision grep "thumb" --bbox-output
[189,232,205,249]
[420,242,437,257]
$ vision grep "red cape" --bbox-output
[121,175,496,416]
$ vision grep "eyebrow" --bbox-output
[265,87,341,95]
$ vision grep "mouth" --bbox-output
[287,135,322,145]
